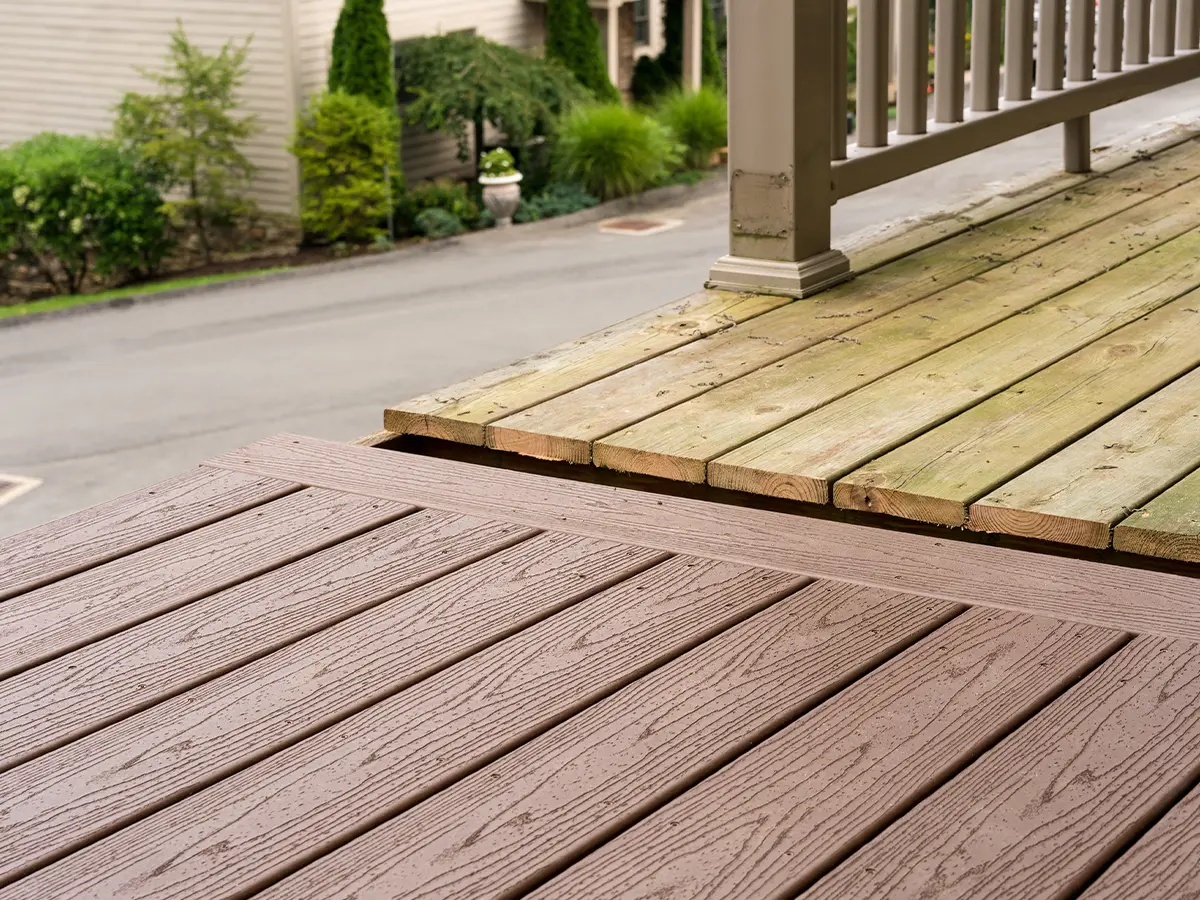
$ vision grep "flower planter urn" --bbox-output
[479,172,523,227]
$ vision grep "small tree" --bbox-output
[290,91,400,243]
[114,23,259,262]
[546,0,622,103]
[328,0,395,108]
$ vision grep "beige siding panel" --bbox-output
[0,0,299,213]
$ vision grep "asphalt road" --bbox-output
[3,84,1198,537]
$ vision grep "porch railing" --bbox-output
[707,0,1200,298]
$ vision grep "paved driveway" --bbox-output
[2,84,1197,537]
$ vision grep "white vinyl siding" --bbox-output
[0,0,300,213]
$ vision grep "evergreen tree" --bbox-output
[328,0,394,108]
[546,0,621,103]
[661,0,725,91]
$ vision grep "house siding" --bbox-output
[295,0,546,182]
[0,0,301,213]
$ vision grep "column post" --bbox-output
[606,2,621,88]
[707,0,851,298]
[682,0,703,91]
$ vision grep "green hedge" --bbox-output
[0,133,173,295]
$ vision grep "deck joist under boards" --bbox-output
[2,433,1200,899]
[384,125,1200,563]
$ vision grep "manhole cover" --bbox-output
[598,216,683,237]
[0,474,42,507]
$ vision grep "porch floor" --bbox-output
[386,126,1200,563]
[3,434,1200,899]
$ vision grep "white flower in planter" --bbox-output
[478,148,523,227]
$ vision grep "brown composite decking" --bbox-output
[384,124,1200,563]
[2,433,1200,899]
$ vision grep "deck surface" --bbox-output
[2,435,1199,899]
[385,127,1200,563]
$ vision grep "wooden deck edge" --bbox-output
[832,480,969,528]
[1114,523,1200,563]
[205,435,1200,642]
[969,502,1112,550]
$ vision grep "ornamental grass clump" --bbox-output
[654,87,727,170]
[553,104,681,201]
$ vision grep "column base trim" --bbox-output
[705,250,853,298]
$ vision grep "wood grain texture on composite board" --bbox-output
[249,583,960,900]
[595,179,1200,483]
[529,608,1124,900]
[0,488,408,680]
[800,635,1200,900]
[0,511,535,771]
[0,468,296,602]
[0,553,791,892]
[834,294,1200,528]
[710,232,1200,505]
[204,435,1200,641]
[487,148,1200,465]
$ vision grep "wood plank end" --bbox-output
[383,407,486,446]
[592,440,707,484]
[832,479,968,527]
[969,501,1111,549]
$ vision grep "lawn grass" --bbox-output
[0,266,292,320]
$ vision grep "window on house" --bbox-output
[633,0,651,45]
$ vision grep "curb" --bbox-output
[1,169,728,330]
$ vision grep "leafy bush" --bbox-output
[396,33,587,168]
[414,207,464,238]
[479,148,518,178]
[554,105,682,200]
[631,55,673,105]
[114,23,259,262]
[396,178,480,235]
[546,0,622,103]
[0,133,173,295]
[328,0,394,108]
[655,87,727,170]
[290,90,401,243]
[513,182,599,223]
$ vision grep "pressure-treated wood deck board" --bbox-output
[0,488,409,680]
[967,367,1200,547]
[800,634,1200,900]
[527,609,1124,900]
[206,436,1200,641]
[1,557,806,896]
[1114,466,1200,562]
[595,182,1200,482]
[0,533,674,887]
[834,297,1200,528]
[0,468,296,601]
[0,510,535,771]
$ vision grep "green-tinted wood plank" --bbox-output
[1113,467,1200,562]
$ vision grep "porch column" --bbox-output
[682,0,703,91]
[706,0,851,299]
[607,2,621,88]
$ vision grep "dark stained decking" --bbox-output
[2,434,1199,899]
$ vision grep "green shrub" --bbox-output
[114,23,259,263]
[0,134,173,295]
[479,148,518,178]
[290,90,401,244]
[396,178,480,235]
[414,207,464,238]
[631,55,673,105]
[328,0,394,108]
[655,86,726,170]
[546,0,622,103]
[513,182,599,223]
[553,105,681,200]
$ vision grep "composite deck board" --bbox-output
[835,301,1200,528]
[254,584,960,900]
[486,149,1200,463]
[0,558,805,897]
[1113,467,1200,562]
[593,182,1200,482]
[0,510,535,771]
[0,556,796,897]
[708,236,1200,504]
[1078,782,1200,899]
[0,469,295,601]
[966,368,1200,546]
[529,609,1124,900]
[800,635,1200,900]
[206,436,1200,641]
[382,290,792,444]
[0,488,407,680]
